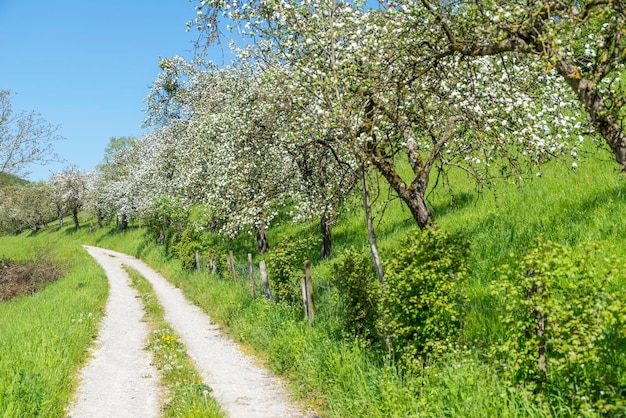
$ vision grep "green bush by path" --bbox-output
[267,236,319,304]
[3,147,626,416]
[330,246,380,340]
[492,239,626,415]
[380,228,469,372]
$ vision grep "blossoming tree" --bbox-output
[189,0,586,229]
[418,0,626,170]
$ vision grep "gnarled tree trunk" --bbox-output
[72,208,79,230]
[256,222,269,254]
[555,58,626,171]
[370,157,434,229]
[57,204,64,227]
[320,213,332,260]
[422,0,626,172]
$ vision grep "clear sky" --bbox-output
[0,0,226,181]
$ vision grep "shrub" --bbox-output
[145,196,188,247]
[0,256,66,301]
[331,247,380,340]
[380,227,468,371]
[173,229,203,270]
[491,239,626,415]
[267,236,316,304]
[205,246,230,278]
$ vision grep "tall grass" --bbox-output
[2,147,624,416]
[0,233,108,417]
[124,152,623,416]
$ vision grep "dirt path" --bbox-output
[67,246,162,418]
[69,246,311,418]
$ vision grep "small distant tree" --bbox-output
[96,137,143,229]
[0,90,62,176]
[0,182,56,233]
[97,136,137,170]
[52,167,90,230]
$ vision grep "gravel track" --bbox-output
[68,246,312,418]
[67,246,162,418]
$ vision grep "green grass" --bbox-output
[158,153,626,416]
[125,266,225,417]
[106,258,547,417]
[2,147,626,416]
[0,234,108,417]
[0,172,29,187]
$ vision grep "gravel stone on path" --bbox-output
[72,245,314,418]
[67,246,162,418]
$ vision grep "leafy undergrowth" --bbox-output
[125,266,225,418]
[0,255,65,301]
[81,152,626,416]
[2,147,626,416]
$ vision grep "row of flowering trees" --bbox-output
[0,168,93,233]
[106,0,609,260]
[2,1,623,263]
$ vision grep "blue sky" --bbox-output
[0,0,227,181]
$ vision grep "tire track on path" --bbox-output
[68,246,162,418]
[74,245,312,418]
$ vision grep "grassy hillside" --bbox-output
[1,147,625,416]
[0,172,29,187]
[0,234,108,417]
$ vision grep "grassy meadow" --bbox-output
[0,234,108,417]
[1,147,626,416]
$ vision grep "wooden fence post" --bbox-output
[248,253,254,296]
[228,251,237,283]
[301,260,314,322]
[195,251,201,272]
[259,260,272,300]
[209,255,216,274]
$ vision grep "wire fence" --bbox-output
[198,249,622,346]
[208,251,512,315]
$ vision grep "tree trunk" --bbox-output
[72,208,79,230]
[318,152,333,259]
[371,159,434,229]
[406,183,434,229]
[361,166,385,283]
[120,213,128,230]
[555,58,626,171]
[158,217,170,246]
[57,204,64,227]
[159,227,165,246]
[320,213,332,260]
[256,222,269,254]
